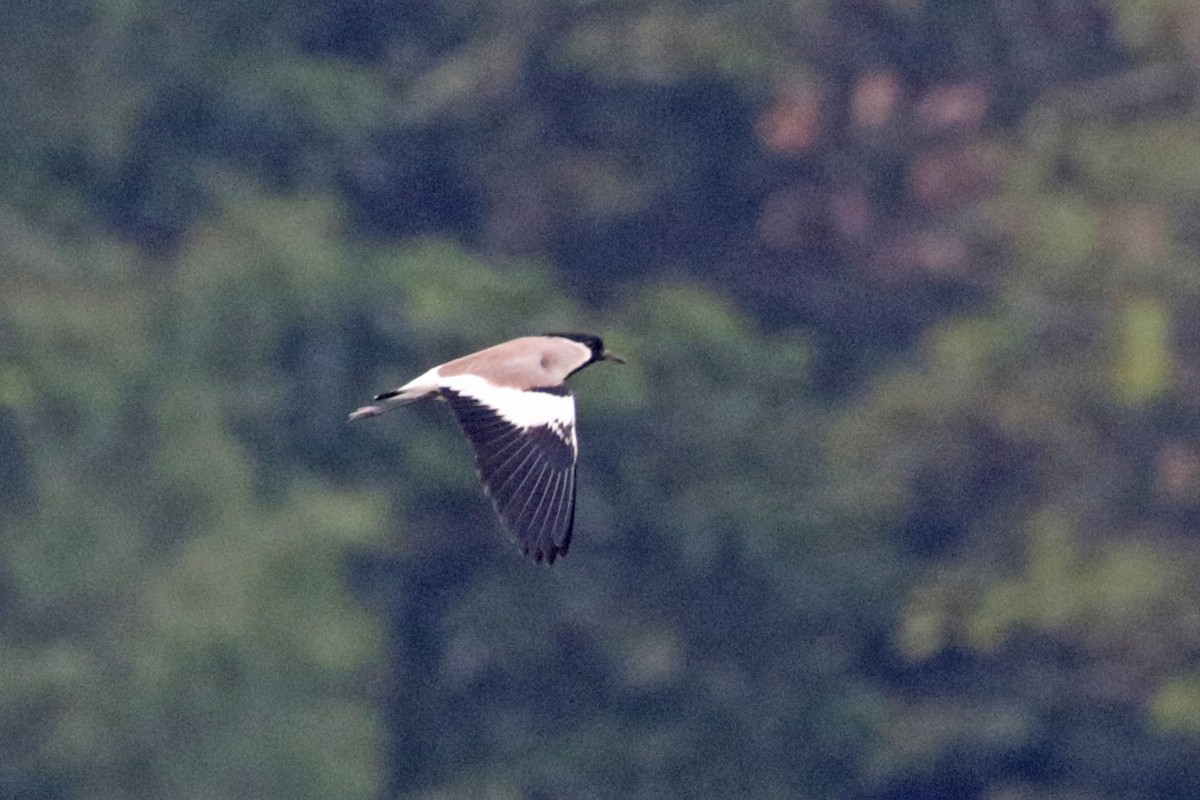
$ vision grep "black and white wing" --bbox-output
[441,379,578,563]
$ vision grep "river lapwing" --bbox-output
[349,333,623,563]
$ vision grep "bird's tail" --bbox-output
[347,381,438,422]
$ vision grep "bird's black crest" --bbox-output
[544,332,605,359]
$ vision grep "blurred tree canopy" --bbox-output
[4,0,1200,798]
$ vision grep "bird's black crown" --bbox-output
[544,332,605,358]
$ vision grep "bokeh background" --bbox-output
[4,1,1200,798]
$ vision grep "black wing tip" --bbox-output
[523,540,570,565]
[518,503,574,565]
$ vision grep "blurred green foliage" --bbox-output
[4,1,1200,799]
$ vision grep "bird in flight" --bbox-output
[349,333,624,563]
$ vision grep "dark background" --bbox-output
[4,1,1200,798]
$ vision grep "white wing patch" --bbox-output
[438,374,577,453]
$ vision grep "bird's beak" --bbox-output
[601,350,626,365]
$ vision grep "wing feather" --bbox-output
[442,388,578,562]
[531,471,563,559]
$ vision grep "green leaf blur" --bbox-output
[4,1,1200,799]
